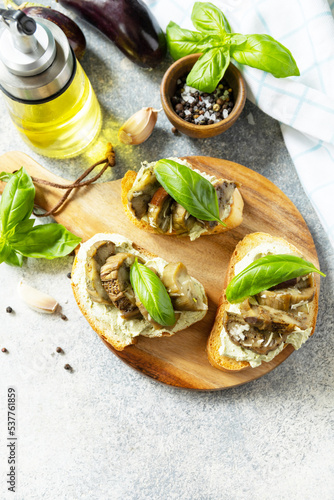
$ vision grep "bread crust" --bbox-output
[121,169,244,238]
[71,235,208,351]
[207,232,319,372]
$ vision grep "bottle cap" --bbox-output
[0,11,74,101]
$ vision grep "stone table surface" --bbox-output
[0,2,333,499]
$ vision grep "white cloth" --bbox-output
[148,0,334,250]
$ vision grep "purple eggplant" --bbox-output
[21,6,86,60]
[58,0,166,68]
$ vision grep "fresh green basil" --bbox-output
[0,167,35,233]
[8,223,81,259]
[4,248,24,267]
[0,172,14,182]
[130,258,175,327]
[166,2,299,92]
[191,2,231,36]
[230,34,300,78]
[10,218,35,236]
[166,21,207,60]
[227,33,247,46]
[226,254,325,303]
[0,238,22,266]
[0,167,81,266]
[0,237,10,265]
[187,47,230,92]
[155,159,226,225]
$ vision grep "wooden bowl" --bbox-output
[160,53,246,138]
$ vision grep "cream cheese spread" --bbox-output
[219,241,312,367]
[72,233,207,346]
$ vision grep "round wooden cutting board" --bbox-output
[0,152,320,390]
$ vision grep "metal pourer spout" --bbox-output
[0,9,37,54]
[0,8,73,99]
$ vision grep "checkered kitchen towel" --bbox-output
[149,0,334,250]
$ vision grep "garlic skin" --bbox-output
[118,107,159,145]
[18,281,59,314]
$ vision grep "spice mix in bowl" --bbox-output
[160,53,246,139]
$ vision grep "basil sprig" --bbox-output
[226,254,326,304]
[130,258,175,327]
[0,167,81,267]
[166,2,299,93]
[155,159,226,226]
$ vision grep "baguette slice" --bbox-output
[71,233,208,351]
[121,159,244,239]
[207,232,319,372]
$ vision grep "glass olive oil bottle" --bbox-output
[0,10,101,158]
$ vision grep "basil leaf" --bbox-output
[10,218,35,237]
[4,248,24,267]
[186,47,230,93]
[230,34,300,77]
[226,254,325,303]
[130,258,175,327]
[2,219,34,266]
[0,237,11,265]
[155,159,225,225]
[0,167,35,234]
[191,2,231,36]
[208,34,226,48]
[226,33,247,46]
[9,223,81,259]
[0,172,14,182]
[166,22,205,60]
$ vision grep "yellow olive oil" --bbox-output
[4,62,102,158]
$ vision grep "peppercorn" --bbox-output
[67,272,71,279]
[2,347,7,353]
[171,78,234,126]
[6,306,13,313]
[64,364,72,371]
[56,347,63,354]
[60,314,68,321]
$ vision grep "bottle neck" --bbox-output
[0,18,74,101]
[2,10,38,54]
[0,12,56,77]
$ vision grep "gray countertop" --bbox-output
[0,3,333,499]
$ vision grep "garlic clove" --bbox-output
[118,107,159,145]
[18,281,59,314]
